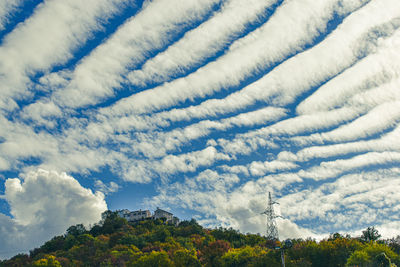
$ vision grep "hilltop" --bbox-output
[1,211,400,266]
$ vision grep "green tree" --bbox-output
[173,249,201,267]
[32,255,62,267]
[221,246,280,267]
[1,253,31,267]
[346,250,371,267]
[66,224,87,237]
[374,252,395,267]
[108,244,142,266]
[361,227,381,242]
[211,227,246,248]
[221,246,258,267]
[96,210,128,235]
[132,251,174,267]
[176,219,204,237]
[347,242,399,267]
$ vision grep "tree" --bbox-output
[201,240,231,266]
[176,219,204,237]
[388,236,400,255]
[374,252,395,267]
[346,250,370,266]
[361,227,381,242]
[347,242,399,267]
[109,244,142,266]
[1,253,31,266]
[132,251,174,267]
[173,249,201,267]
[32,255,62,267]
[96,210,128,235]
[66,224,87,237]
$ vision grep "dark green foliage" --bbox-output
[3,215,400,267]
[0,253,31,267]
[176,219,205,237]
[361,226,382,242]
[66,224,87,237]
[210,227,247,248]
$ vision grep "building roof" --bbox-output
[155,207,173,215]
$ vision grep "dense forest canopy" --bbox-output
[1,211,400,266]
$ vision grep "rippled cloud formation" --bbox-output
[1,0,400,258]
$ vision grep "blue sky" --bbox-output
[1,0,400,258]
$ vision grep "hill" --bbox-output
[1,211,400,266]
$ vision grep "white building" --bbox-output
[154,207,173,221]
[117,208,179,225]
[154,208,180,225]
[117,209,131,219]
[117,209,151,222]
[129,209,152,221]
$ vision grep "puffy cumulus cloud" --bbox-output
[0,169,107,259]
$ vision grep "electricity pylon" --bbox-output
[261,192,280,240]
[262,192,287,267]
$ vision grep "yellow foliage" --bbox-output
[33,255,61,267]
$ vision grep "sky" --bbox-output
[1,0,400,259]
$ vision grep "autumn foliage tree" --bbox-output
[1,212,400,267]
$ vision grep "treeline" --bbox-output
[1,211,400,266]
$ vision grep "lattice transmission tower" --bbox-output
[262,192,280,240]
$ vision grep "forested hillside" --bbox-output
[1,211,400,266]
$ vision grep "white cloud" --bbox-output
[296,24,400,115]
[149,171,313,238]
[94,180,120,195]
[121,107,287,158]
[46,0,221,110]
[279,169,400,233]
[0,169,107,259]
[249,160,298,176]
[0,0,23,30]
[299,151,400,180]
[149,163,400,238]
[0,0,133,111]
[122,146,231,182]
[103,0,364,117]
[1,0,400,244]
[94,0,390,134]
[127,0,278,86]
[298,101,400,145]
[217,107,360,156]
[292,123,400,162]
